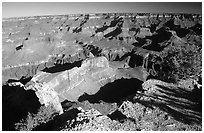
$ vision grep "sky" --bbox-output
[2,2,202,18]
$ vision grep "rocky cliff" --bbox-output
[3,13,201,84]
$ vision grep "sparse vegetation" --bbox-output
[15,105,58,131]
[158,43,201,83]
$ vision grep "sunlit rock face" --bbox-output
[2,33,88,83]
[24,56,146,114]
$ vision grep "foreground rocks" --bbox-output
[61,79,201,131]
[9,78,202,131]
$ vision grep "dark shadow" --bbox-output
[183,14,193,20]
[189,23,202,36]
[109,17,122,27]
[15,44,23,51]
[107,110,127,121]
[174,28,190,38]
[128,54,144,67]
[148,23,159,33]
[85,44,102,56]
[165,19,180,30]
[2,84,41,131]
[80,19,88,27]
[132,37,146,47]
[116,50,144,67]
[61,100,78,111]
[197,76,202,85]
[164,19,190,38]
[6,79,20,83]
[73,27,82,33]
[104,27,122,38]
[78,78,143,104]
[142,27,172,52]
[95,25,109,33]
[95,17,122,33]
[129,27,140,35]
[42,60,82,73]
[108,108,137,125]
[19,76,33,85]
[133,84,202,125]
[5,76,32,86]
[33,108,80,131]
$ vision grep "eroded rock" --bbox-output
[2,12,202,131]
[25,56,146,114]
[3,13,201,84]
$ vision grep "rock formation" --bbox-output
[2,12,202,131]
[24,56,148,114]
[2,13,201,84]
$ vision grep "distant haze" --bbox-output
[2,2,202,18]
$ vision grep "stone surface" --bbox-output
[69,107,113,131]
[25,56,146,113]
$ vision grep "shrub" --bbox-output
[157,43,201,83]
[15,105,58,131]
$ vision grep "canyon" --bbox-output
[2,13,202,131]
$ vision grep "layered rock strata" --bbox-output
[3,13,201,84]
[24,56,147,114]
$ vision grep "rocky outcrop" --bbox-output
[67,107,113,131]
[24,56,147,114]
